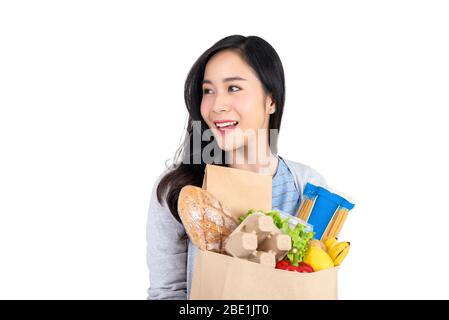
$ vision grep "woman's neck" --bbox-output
[226,145,279,176]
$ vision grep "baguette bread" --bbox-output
[178,185,238,252]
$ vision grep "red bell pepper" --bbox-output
[276,260,314,273]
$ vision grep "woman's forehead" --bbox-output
[204,50,255,82]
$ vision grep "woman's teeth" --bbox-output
[216,121,238,128]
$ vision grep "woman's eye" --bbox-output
[203,86,240,94]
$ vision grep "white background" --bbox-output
[1,0,448,299]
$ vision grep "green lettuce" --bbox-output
[239,209,314,266]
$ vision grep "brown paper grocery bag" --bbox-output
[201,164,272,221]
[190,250,338,300]
[190,163,338,300]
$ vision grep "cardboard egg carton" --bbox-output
[224,212,292,268]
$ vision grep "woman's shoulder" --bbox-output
[153,165,176,187]
[148,164,185,229]
[279,156,328,190]
[151,162,182,197]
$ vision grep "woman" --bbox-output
[146,35,327,300]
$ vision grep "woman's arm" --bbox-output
[146,170,188,300]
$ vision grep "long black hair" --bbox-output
[156,35,286,223]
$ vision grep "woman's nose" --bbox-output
[212,94,231,113]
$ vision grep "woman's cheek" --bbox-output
[200,101,211,123]
[238,92,259,113]
[235,97,259,129]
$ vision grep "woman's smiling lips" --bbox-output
[213,119,239,135]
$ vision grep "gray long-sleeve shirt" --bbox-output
[146,157,327,300]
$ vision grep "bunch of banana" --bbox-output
[323,237,350,266]
[305,238,351,271]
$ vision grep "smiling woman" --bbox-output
[200,50,276,159]
[146,35,327,300]
[156,35,287,225]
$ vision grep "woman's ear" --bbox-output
[265,95,276,114]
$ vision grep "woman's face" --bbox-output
[200,50,275,152]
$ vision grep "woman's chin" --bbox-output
[213,133,243,152]
[217,142,245,153]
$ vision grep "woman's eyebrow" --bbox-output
[202,76,248,84]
